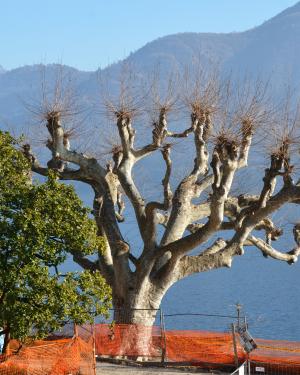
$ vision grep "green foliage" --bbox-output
[0,131,111,343]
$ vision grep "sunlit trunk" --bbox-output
[111,284,165,360]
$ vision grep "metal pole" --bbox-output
[236,303,242,328]
[231,323,239,368]
[160,310,167,364]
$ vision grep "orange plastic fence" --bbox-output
[95,324,300,373]
[165,330,245,366]
[2,323,300,374]
[0,325,95,375]
[95,324,162,358]
[249,338,300,375]
[94,324,243,368]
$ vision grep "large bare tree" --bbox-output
[23,68,300,326]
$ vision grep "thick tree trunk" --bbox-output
[113,305,157,326]
[110,280,167,360]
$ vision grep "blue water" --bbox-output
[161,251,300,341]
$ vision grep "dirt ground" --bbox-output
[96,362,224,374]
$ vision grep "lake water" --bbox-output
[161,251,300,341]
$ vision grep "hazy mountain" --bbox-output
[0,2,299,209]
[1,2,300,127]
[223,2,300,88]
[108,1,300,84]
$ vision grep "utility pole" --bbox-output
[236,303,242,328]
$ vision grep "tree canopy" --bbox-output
[0,131,111,352]
[22,68,300,326]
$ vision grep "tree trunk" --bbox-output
[110,281,166,360]
[113,306,157,326]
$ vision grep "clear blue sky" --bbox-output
[0,0,297,71]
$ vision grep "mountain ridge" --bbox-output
[1,2,300,126]
[2,2,300,74]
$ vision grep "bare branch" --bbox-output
[145,144,173,213]
[133,107,168,159]
[116,113,136,157]
[158,140,240,259]
[231,185,300,247]
[247,235,300,264]
[22,143,92,182]
[177,238,230,280]
[189,110,211,177]
[166,127,194,138]
[70,251,99,271]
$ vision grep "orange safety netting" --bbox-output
[165,330,245,366]
[94,324,300,373]
[95,324,162,358]
[2,323,300,374]
[0,325,95,375]
[249,338,300,375]
[94,324,244,365]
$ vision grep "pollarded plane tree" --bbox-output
[23,70,300,326]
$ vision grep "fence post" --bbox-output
[247,358,251,375]
[231,323,239,368]
[160,310,167,364]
